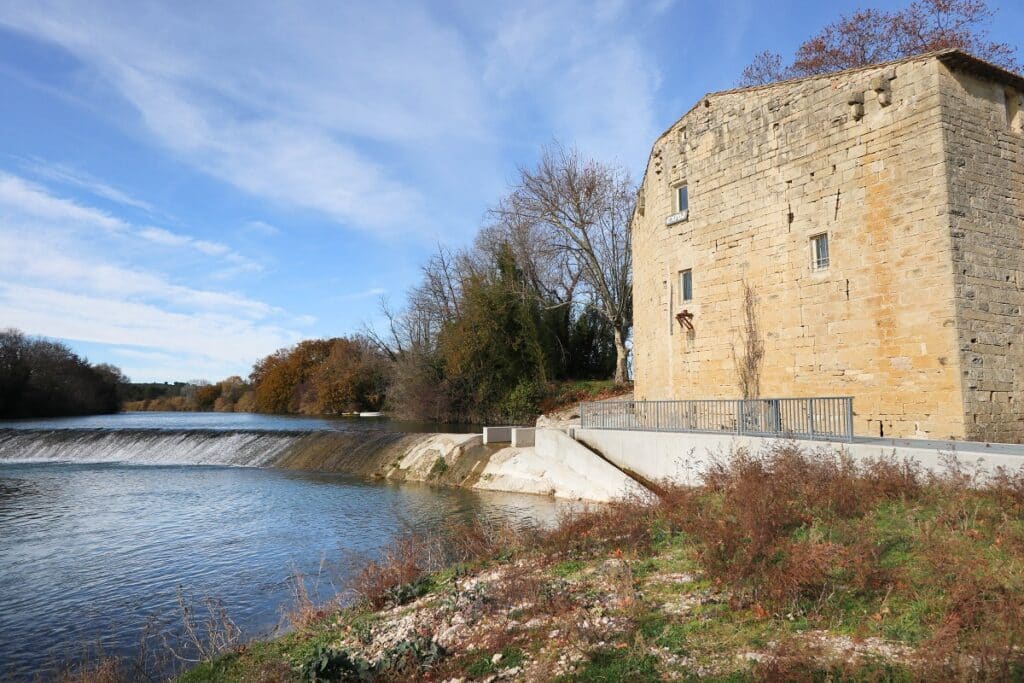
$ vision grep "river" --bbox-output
[0,413,569,680]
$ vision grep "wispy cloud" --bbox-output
[0,230,273,318]
[241,220,281,237]
[0,171,296,379]
[0,171,128,232]
[337,287,387,301]
[18,157,155,212]
[0,170,260,272]
[136,226,261,272]
[0,282,297,365]
[480,0,663,167]
[0,1,489,236]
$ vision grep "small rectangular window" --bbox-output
[680,269,693,302]
[676,185,689,213]
[811,233,830,271]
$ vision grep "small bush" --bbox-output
[298,646,373,682]
[382,575,433,607]
[499,379,544,424]
[429,456,448,477]
[377,635,447,678]
[348,536,432,609]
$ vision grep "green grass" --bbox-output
[551,559,587,578]
[463,646,526,676]
[561,648,661,682]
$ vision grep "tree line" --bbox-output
[0,329,126,418]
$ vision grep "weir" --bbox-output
[0,425,651,502]
[0,428,414,475]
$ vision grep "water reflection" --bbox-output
[0,463,573,681]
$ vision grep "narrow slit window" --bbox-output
[680,269,693,302]
[811,233,830,271]
[676,184,689,213]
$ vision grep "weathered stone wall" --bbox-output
[633,56,971,439]
[939,66,1024,443]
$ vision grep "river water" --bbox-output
[0,413,567,680]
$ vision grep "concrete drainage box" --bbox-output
[511,428,536,447]
[483,426,513,444]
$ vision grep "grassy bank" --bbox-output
[162,444,1024,682]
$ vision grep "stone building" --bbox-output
[632,50,1024,443]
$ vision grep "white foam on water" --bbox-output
[0,429,302,468]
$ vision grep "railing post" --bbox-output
[846,398,854,443]
[808,399,816,439]
[736,400,744,435]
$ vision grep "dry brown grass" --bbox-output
[285,561,339,632]
[338,441,1024,678]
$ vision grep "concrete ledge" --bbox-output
[575,428,1024,487]
[483,426,512,444]
[511,427,535,447]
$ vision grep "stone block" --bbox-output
[511,428,536,447]
[483,426,513,444]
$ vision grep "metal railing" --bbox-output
[580,397,854,442]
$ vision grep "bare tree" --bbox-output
[479,210,582,308]
[363,243,477,362]
[739,0,1020,87]
[740,50,788,87]
[494,144,634,382]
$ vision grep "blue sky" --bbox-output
[1,1,1021,382]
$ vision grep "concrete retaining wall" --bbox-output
[483,427,512,444]
[511,428,535,447]
[575,429,1024,487]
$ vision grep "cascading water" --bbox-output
[0,428,413,472]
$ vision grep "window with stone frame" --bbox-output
[676,184,689,213]
[810,233,830,271]
[679,269,693,302]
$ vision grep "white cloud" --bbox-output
[338,287,387,301]
[481,0,662,167]
[19,157,156,212]
[0,172,300,379]
[0,1,489,235]
[241,220,281,237]
[137,226,259,270]
[0,172,128,232]
[0,282,297,365]
[0,170,260,272]
[0,230,273,318]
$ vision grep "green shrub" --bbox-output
[499,379,543,424]
[382,575,433,607]
[430,456,449,477]
[378,635,447,677]
[298,646,373,682]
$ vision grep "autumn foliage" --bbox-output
[740,0,1020,86]
[250,336,390,415]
